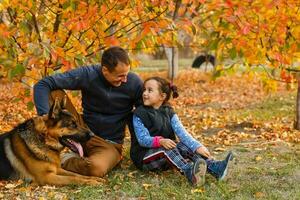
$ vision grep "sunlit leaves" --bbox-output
[0,0,173,83]
[0,0,299,101]
[8,64,25,80]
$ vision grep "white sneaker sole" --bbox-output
[219,152,234,181]
[194,159,207,186]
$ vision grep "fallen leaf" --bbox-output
[5,183,18,189]
[142,183,152,190]
[127,171,138,178]
[254,191,265,198]
[255,156,262,161]
[191,188,205,194]
[214,147,226,152]
[42,185,56,190]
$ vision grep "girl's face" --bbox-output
[143,79,166,109]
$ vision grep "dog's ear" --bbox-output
[49,98,61,119]
[61,95,67,109]
[33,115,48,133]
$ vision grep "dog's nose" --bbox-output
[88,131,95,137]
[85,131,94,140]
[83,130,94,141]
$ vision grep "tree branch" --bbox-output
[12,36,26,53]
[30,11,42,43]
[259,64,296,83]
[105,7,168,39]
[80,2,118,35]
[85,46,106,57]
[104,20,118,33]
[53,4,62,33]
[6,7,17,25]
[173,0,181,20]
[61,30,72,48]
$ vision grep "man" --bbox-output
[34,46,143,177]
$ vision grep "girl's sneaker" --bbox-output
[185,158,207,186]
[207,151,234,181]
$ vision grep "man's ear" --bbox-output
[102,66,109,74]
[49,98,61,119]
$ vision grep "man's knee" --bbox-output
[61,156,91,176]
[88,152,121,177]
[88,162,111,177]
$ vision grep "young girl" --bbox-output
[130,76,233,186]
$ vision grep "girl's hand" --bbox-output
[159,138,177,150]
[196,146,212,159]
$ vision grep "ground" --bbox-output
[0,68,299,200]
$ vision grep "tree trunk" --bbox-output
[295,79,300,129]
[164,46,179,79]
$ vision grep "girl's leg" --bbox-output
[142,147,206,186]
[176,142,204,162]
[176,142,233,181]
[142,147,190,172]
[142,148,169,171]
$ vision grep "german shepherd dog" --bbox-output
[0,98,102,185]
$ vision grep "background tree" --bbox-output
[199,0,300,128]
[0,0,299,127]
[0,0,170,82]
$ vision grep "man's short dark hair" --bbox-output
[101,46,130,71]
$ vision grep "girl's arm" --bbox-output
[171,114,203,152]
[133,115,161,148]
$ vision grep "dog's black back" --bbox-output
[192,55,215,68]
[0,129,16,179]
[0,120,34,179]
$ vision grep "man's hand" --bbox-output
[196,146,212,159]
[159,138,177,150]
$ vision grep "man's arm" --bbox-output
[132,74,144,107]
[33,67,89,115]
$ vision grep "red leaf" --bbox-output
[225,0,234,8]
[241,25,251,35]
[104,36,120,47]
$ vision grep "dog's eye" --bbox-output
[70,121,77,128]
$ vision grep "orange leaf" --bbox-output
[254,192,265,198]
[104,36,120,47]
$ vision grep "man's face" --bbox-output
[102,62,130,87]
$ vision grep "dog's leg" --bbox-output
[37,172,103,186]
[56,167,105,182]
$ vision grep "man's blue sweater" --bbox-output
[33,65,143,143]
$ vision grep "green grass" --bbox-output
[132,58,193,72]
[20,144,295,200]
[230,93,296,121]
[132,58,271,74]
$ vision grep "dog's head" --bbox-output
[33,97,93,156]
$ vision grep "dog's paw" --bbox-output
[81,176,106,185]
[85,178,104,185]
[90,176,106,183]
